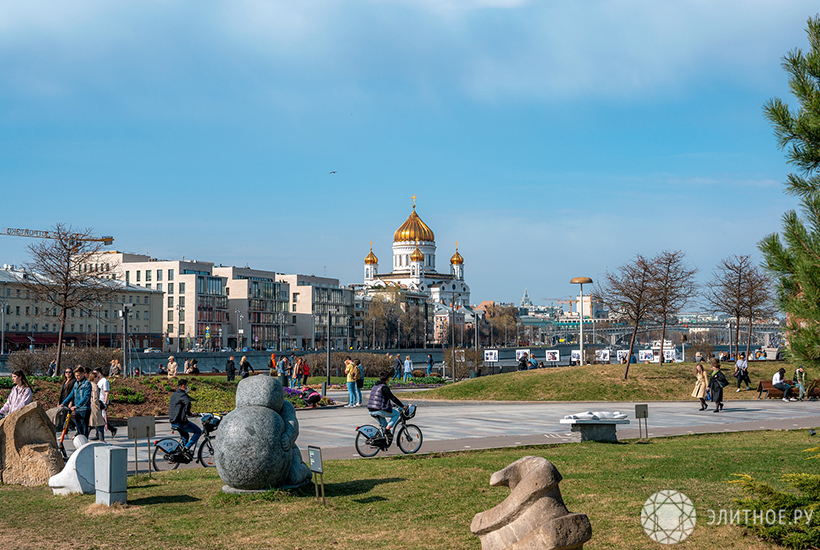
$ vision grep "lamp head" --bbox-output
[570,277,593,285]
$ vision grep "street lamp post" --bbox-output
[570,277,593,366]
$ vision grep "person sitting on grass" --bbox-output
[367,370,405,435]
[301,387,322,409]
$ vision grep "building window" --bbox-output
[168,283,174,294]
[179,310,185,322]
[167,310,173,322]
[179,297,185,307]
[168,297,174,308]
[135,311,140,319]
[145,284,151,289]
[25,306,30,316]
[145,270,152,282]
[136,271,141,282]
[292,304,296,312]
[144,297,149,304]
[125,271,130,283]
[178,282,185,293]
[178,323,185,335]
[167,323,173,334]
[157,283,162,292]
[168,269,174,281]
[157,269,163,281]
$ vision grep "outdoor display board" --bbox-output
[639,350,654,362]
[545,350,560,362]
[515,349,531,361]
[663,349,676,362]
[616,350,630,363]
[595,349,611,363]
[570,350,581,362]
[484,349,499,362]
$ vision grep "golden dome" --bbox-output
[393,196,435,242]
[410,247,425,262]
[450,243,463,265]
[364,242,378,265]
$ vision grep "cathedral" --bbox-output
[362,197,471,306]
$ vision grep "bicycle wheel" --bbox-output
[397,424,423,454]
[355,430,381,457]
[152,438,182,471]
[197,437,216,467]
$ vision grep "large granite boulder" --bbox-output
[216,376,311,492]
[471,456,592,550]
[0,402,64,486]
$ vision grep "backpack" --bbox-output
[350,364,360,381]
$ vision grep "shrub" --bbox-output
[302,352,394,378]
[7,347,122,376]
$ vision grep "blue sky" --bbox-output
[0,1,816,306]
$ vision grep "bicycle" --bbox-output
[355,404,423,457]
[152,413,222,471]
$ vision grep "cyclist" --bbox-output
[169,379,201,457]
[366,370,405,434]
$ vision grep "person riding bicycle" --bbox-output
[366,370,406,434]
[169,379,202,457]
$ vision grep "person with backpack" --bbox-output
[367,370,405,434]
[225,356,236,382]
[354,358,364,406]
[345,356,360,407]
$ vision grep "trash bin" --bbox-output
[470,369,477,379]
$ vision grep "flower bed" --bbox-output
[284,386,336,409]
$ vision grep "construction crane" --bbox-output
[0,227,114,246]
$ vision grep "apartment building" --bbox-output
[0,265,163,352]
[277,274,354,350]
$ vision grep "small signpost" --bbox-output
[127,416,156,477]
[484,349,499,374]
[635,404,649,439]
[308,446,325,504]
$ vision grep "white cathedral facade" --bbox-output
[362,197,471,306]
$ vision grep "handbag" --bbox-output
[96,399,106,411]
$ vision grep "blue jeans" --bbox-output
[403,371,411,382]
[427,364,432,376]
[370,409,401,430]
[355,384,363,405]
[393,367,401,379]
[74,410,91,437]
[347,382,357,405]
[293,377,301,389]
[172,421,202,449]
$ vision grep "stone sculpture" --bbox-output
[215,375,312,493]
[0,402,64,486]
[471,456,592,550]
[49,435,108,495]
[562,411,627,421]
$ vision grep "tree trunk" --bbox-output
[624,322,639,380]
[659,319,667,365]
[746,316,753,360]
[55,308,67,371]
[734,315,742,359]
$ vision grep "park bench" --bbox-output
[756,380,819,399]
[559,412,630,443]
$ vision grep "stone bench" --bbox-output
[559,416,630,443]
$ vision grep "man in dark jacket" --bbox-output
[392,354,403,380]
[225,356,236,382]
[168,379,201,453]
[367,370,405,433]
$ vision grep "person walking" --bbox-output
[88,372,105,441]
[61,367,92,437]
[0,370,33,418]
[56,366,76,432]
[268,353,277,377]
[277,357,289,387]
[344,356,358,407]
[734,352,752,392]
[301,358,310,387]
[691,362,709,411]
[773,367,797,402]
[90,368,116,439]
[426,354,434,376]
[167,356,178,378]
[708,359,728,413]
[292,357,303,389]
[393,354,403,380]
[225,356,236,382]
[793,366,807,400]
[354,358,364,406]
[239,356,255,379]
[403,355,413,382]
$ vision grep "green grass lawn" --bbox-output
[0,430,812,549]
[406,361,800,402]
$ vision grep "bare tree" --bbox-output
[594,254,656,380]
[649,251,698,365]
[19,224,115,371]
[742,266,775,359]
[704,255,755,358]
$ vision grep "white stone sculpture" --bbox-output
[48,435,108,495]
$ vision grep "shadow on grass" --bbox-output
[129,495,201,506]
[324,477,406,497]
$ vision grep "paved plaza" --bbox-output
[60,395,820,473]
